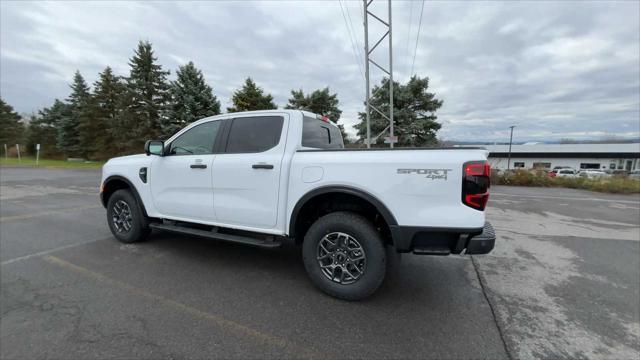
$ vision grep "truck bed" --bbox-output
[288,147,489,230]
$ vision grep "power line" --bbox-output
[404,0,415,78]
[410,0,425,78]
[344,0,364,63]
[338,0,365,80]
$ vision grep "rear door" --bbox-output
[212,115,288,229]
[150,120,223,222]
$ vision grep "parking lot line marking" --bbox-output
[1,237,108,266]
[42,255,320,359]
[491,192,640,204]
[0,204,101,222]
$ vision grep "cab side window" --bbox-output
[169,121,221,155]
[302,116,344,149]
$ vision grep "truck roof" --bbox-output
[190,109,339,128]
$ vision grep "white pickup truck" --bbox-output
[100,110,495,300]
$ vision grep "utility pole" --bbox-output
[364,0,370,148]
[507,125,515,171]
[363,0,395,148]
[388,0,394,148]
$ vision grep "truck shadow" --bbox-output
[144,229,485,305]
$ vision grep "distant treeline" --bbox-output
[1,40,443,160]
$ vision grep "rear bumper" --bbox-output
[465,222,496,254]
[389,222,496,255]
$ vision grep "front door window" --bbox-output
[168,121,221,155]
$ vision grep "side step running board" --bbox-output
[413,246,451,256]
[149,223,281,248]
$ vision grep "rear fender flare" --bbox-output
[288,185,397,236]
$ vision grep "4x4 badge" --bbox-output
[397,168,451,180]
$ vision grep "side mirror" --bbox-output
[144,140,164,156]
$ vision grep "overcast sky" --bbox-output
[1,1,638,142]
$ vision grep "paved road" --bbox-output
[1,167,638,359]
[482,186,640,359]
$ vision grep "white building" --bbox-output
[461,143,640,171]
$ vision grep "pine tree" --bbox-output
[285,89,309,112]
[227,77,277,112]
[167,61,220,135]
[0,98,24,147]
[90,67,126,158]
[58,71,90,157]
[354,76,443,147]
[121,40,171,151]
[285,87,350,142]
[285,87,342,121]
[27,100,70,157]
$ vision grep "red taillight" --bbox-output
[465,193,490,210]
[462,161,490,211]
[465,162,490,177]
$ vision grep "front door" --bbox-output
[150,120,222,222]
[212,115,287,229]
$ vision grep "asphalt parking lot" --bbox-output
[1,167,639,359]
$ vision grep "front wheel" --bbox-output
[106,189,150,243]
[302,211,387,300]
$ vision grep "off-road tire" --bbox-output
[302,211,386,300]
[106,189,150,243]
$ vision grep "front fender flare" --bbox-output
[101,175,149,219]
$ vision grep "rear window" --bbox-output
[302,116,344,149]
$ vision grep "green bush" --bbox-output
[491,170,640,194]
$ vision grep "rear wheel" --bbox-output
[106,189,149,243]
[302,211,386,300]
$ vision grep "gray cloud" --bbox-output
[1,0,638,142]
